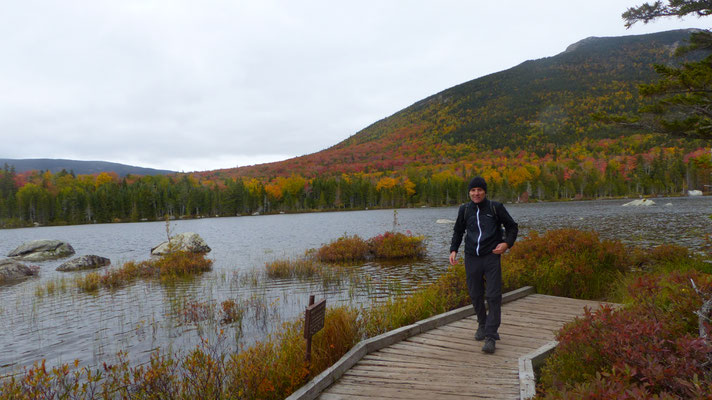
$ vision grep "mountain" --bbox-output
[0,158,174,177]
[200,29,706,180]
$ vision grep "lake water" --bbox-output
[1,196,710,375]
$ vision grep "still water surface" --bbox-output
[0,197,710,374]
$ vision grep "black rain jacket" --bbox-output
[450,198,518,257]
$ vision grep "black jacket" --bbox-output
[450,198,518,256]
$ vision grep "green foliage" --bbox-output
[622,2,712,140]
[503,229,629,299]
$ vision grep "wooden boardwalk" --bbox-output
[310,292,609,400]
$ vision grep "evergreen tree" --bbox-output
[623,1,712,140]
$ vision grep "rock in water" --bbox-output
[151,232,211,255]
[0,258,38,284]
[622,199,655,207]
[57,255,111,272]
[8,240,75,261]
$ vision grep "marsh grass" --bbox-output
[0,264,466,399]
[12,228,706,399]
[34,277,71,297]
[74,252,213,293]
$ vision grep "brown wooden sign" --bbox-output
[304,295,326,363]
[304,298,326,338]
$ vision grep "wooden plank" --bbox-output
[322,382,518,400]
[348,364,518,381]
[307,293,614,400]
[360,352,518,371]
[372,347,520,369]
[343,368,518,387]
[519,357,536,399]
[332,376,519,396]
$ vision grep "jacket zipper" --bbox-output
[475,206,482,256]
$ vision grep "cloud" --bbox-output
[0,0,703,171]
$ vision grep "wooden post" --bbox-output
[304,295,326,363]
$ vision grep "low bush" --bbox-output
[315,235,369,263]
[503,229,629,299]
[313,231,426,264]
[367,231,426,260]
[539,269,712,399]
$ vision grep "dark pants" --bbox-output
[465,252,502,340]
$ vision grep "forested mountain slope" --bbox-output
[2,29,710,227]
[216,29,704,178]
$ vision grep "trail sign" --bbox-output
[304,295,326,363]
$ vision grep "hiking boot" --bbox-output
[474,326,486,341]
[482,337,496,354]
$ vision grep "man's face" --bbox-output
[469,187,486,203]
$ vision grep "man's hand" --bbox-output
[492,243,509,255]
[449,251,458,265]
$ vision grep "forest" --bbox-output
[1,134,709,228]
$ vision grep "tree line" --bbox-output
[1,137,709,228]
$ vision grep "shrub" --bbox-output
[631,243,712,274]
[315,235,369,263]
[367,231,426,260]
[540,269,712,399]
[503,229,629,299]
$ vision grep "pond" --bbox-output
[1,196,710,375]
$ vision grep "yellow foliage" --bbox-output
[376,176,398,191]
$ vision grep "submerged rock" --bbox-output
[8,240,75,261]
[0,258,38,284]
[151,232,211,255]
[622,199,655,207]
[57,255,111,272]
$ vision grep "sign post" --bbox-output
[304,295,326,363]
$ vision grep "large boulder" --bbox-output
[151,232,211,256]
[0,258,39,284]
[8,240,75,261]
[57,255,111,272]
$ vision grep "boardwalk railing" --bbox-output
[287,286,536,400]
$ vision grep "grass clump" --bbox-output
[265,258,322,279]
[75,251,213,292]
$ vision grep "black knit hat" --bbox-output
[468,177,487,192]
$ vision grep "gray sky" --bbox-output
[0,1,704,172]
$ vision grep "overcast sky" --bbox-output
[0,1,705,172]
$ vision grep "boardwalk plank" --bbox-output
[314,294,609,400]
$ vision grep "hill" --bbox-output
[202,29,706,179]
[1,29,710,227]
[0,158,174,177]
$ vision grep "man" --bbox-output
[449,177,518,354]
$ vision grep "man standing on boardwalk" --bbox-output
[449,177,518,354]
